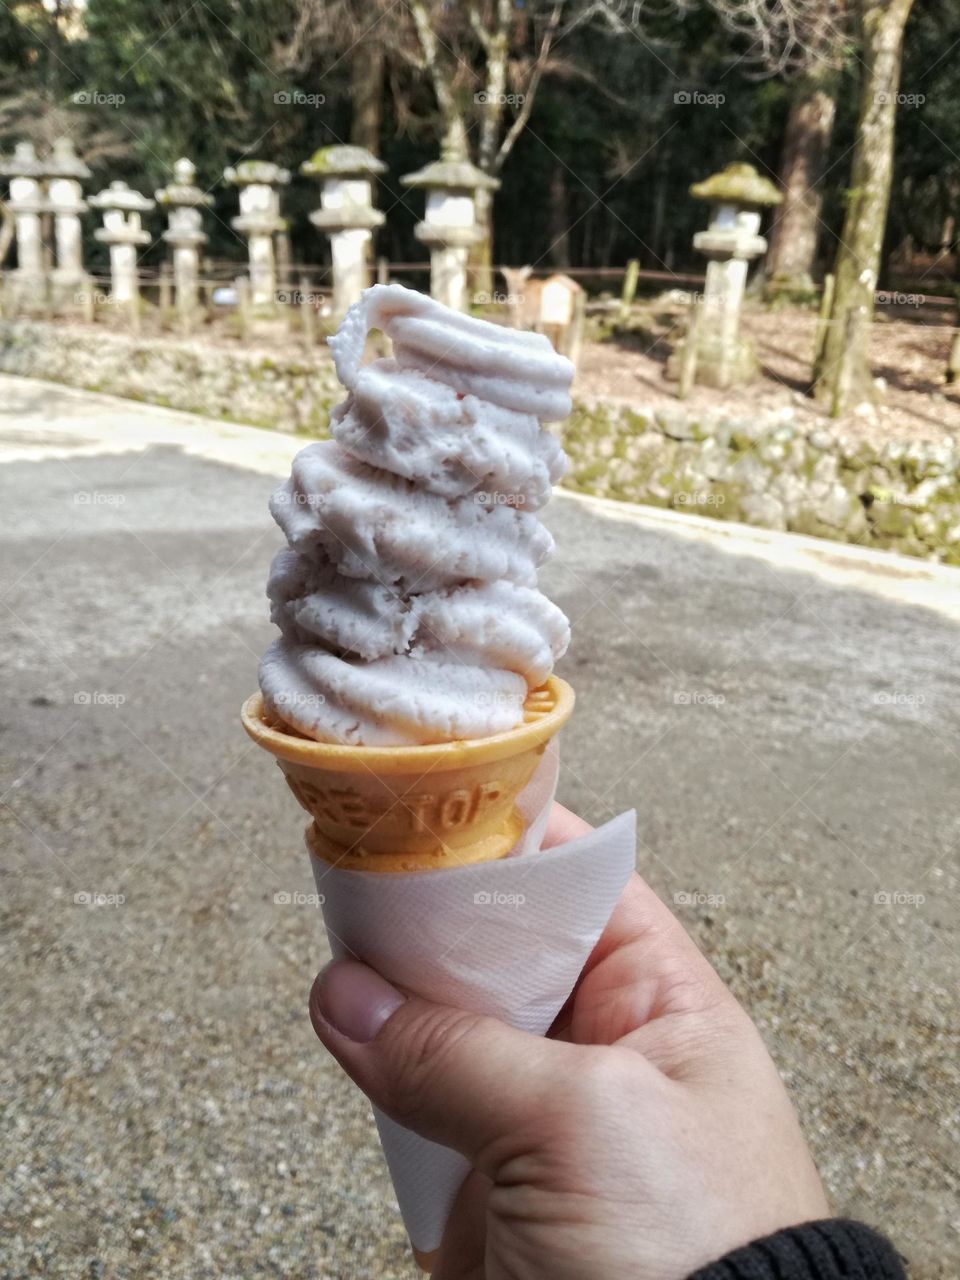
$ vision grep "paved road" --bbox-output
[1,377,957,1278]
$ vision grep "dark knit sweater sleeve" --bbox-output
[686,1219,907,1280]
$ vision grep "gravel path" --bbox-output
[1,379,957,1278]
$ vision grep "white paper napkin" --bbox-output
[309,745,636,1253]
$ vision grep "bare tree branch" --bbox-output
[496,2,562,171]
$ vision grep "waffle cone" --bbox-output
[240,677,574,873]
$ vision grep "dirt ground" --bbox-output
[576,300,960,445]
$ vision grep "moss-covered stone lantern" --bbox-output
[401,141,499,311]
[301,145,385,316]
[687,162,781,388]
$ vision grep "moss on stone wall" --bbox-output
[562,398,960,563]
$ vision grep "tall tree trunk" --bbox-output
[471,187,495,301]
[349,37,385,154]
[765,65,838,297]
[470,1,511,301]
[814,0,915,415]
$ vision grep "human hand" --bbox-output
[309,803,829,1280]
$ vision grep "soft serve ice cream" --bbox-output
[258,283,574,746]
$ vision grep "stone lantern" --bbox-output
[156,157,211,318]
[46,137,91,305]
[301,145,385,317]
[401,142,499,311]
[89,180,154,306]
[223,160,290,309]
[1,141,51,308]
[686,162,781,388]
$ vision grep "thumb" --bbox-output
[310,959,570,1171]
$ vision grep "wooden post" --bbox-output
[377,256,389,285]
[677,294,702,400]
[568,288,586,369]
[276,231,292,298]
[80,281,95,324]
[620,258,640,321]
[812,272,835,375]
[236,276,250,340]
[299,274,315,351]
[159,263,173,315]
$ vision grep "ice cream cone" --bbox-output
[241,676,574,872]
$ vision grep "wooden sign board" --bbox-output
[539,273,582,327]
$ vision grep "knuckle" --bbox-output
[379,1003,485,1128]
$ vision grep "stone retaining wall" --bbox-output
[564,402,960,563]
[3,320,958,563]
[0,320,341,435]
